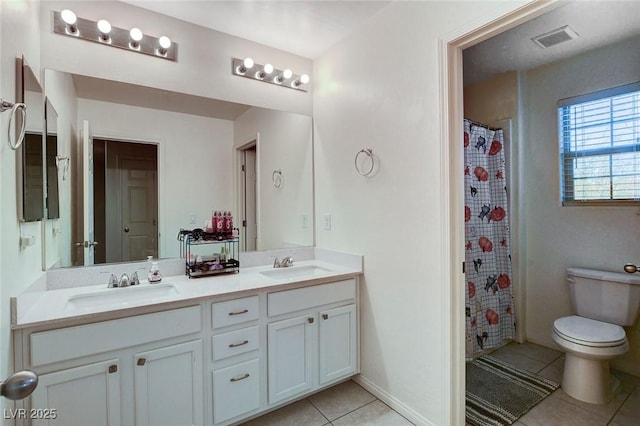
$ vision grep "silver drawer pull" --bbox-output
[228,309,249,316]
[229,340,249,348]
[230,373,250,382]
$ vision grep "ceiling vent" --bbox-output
[532,25,579,48]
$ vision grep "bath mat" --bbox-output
[466,355,560,426]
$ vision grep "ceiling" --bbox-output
[121,0,391,59]
[464,1,640,86]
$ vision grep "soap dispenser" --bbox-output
[147,256,163,283]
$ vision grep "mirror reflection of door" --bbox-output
[94,139,158,264]
[240,143,257,251]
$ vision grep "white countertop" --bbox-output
[13,258,362,329]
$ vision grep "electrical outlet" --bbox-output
[323,214,331,231]
[302,214,309,229]
[190,214,197,224]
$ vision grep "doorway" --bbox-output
[440,2,560,424]
[93,139,158,264]
[238,141,258,252]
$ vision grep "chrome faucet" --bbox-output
[107,270,143,287]
[273,256,294,268]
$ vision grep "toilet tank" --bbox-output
[567,267,640,326]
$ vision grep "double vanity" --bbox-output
[11,249,362,426]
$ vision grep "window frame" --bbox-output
[558,81,640,206]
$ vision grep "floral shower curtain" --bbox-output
[464,119,515,356]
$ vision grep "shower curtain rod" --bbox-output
[465,118,501,131]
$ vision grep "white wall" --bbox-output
[43,68,77,269]
[77,98,234,259]
[523,35,640,375]
[313,2,526,424]
[233,107,313,251]
[0,0,42,420]
[40,1,312,116]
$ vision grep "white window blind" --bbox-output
[558,82,640,204]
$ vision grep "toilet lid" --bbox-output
[554,316,626,347]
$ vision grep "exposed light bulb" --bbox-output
[157,36,171,56]
[60,9,78,34]
[243,57,254,69]
[130,28,143,42]
[256,63,274,79]
[236,57,255,75]
[129,27,143,49]
[300,74,310,84]
[282,68,293,79]
[61,9,77,25]
[159,36,171,49]
[97,20,111,42]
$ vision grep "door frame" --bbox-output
[439,1,560,423]
[235,135,261,252]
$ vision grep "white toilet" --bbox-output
[552,267,640,404]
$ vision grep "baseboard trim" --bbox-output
[353,375,435,426]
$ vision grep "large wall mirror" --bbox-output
[44,70,314,269]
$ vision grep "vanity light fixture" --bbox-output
[52,11,178,61]
[232,58,309,92]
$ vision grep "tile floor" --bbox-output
[241,342,640,426]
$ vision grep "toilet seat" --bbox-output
[553,316,626,348]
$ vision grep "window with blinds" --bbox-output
[559,82,640,205]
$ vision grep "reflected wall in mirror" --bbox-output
[44,71,314,269]
[17,58,44,222]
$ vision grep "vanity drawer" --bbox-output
[213,358,260,424]
[212,326,259,361]
[212,296,259,329]
[30,306,201,367]
[268,279,356,317]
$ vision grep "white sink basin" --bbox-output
[66,284,178,309]
[260,265,332,280]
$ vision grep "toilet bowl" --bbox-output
[552,316,628,404]
[552,268,640,405]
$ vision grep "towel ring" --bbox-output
[272,169,283,189]
[354,148,374,176]
[1,99,27,151]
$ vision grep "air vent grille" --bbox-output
[532,26,579,48]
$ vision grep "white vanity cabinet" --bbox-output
[267,279,358,405]
[210,296,261,424]
[18,306,203,426]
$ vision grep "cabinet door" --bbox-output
[267,315,315,404]
[319,304,357,385]
[212,358,260,424]
[134,340,203,426]
[31,359,121,426]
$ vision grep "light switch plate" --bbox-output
[323,214,331,231]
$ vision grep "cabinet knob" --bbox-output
[307,317,314,324]
[322,314,329,320]
[108,365,118,374]
[137,358,146,366]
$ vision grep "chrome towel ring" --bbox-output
[272,169,283,189]
[354,148,374,176]
[1,98,27,150]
